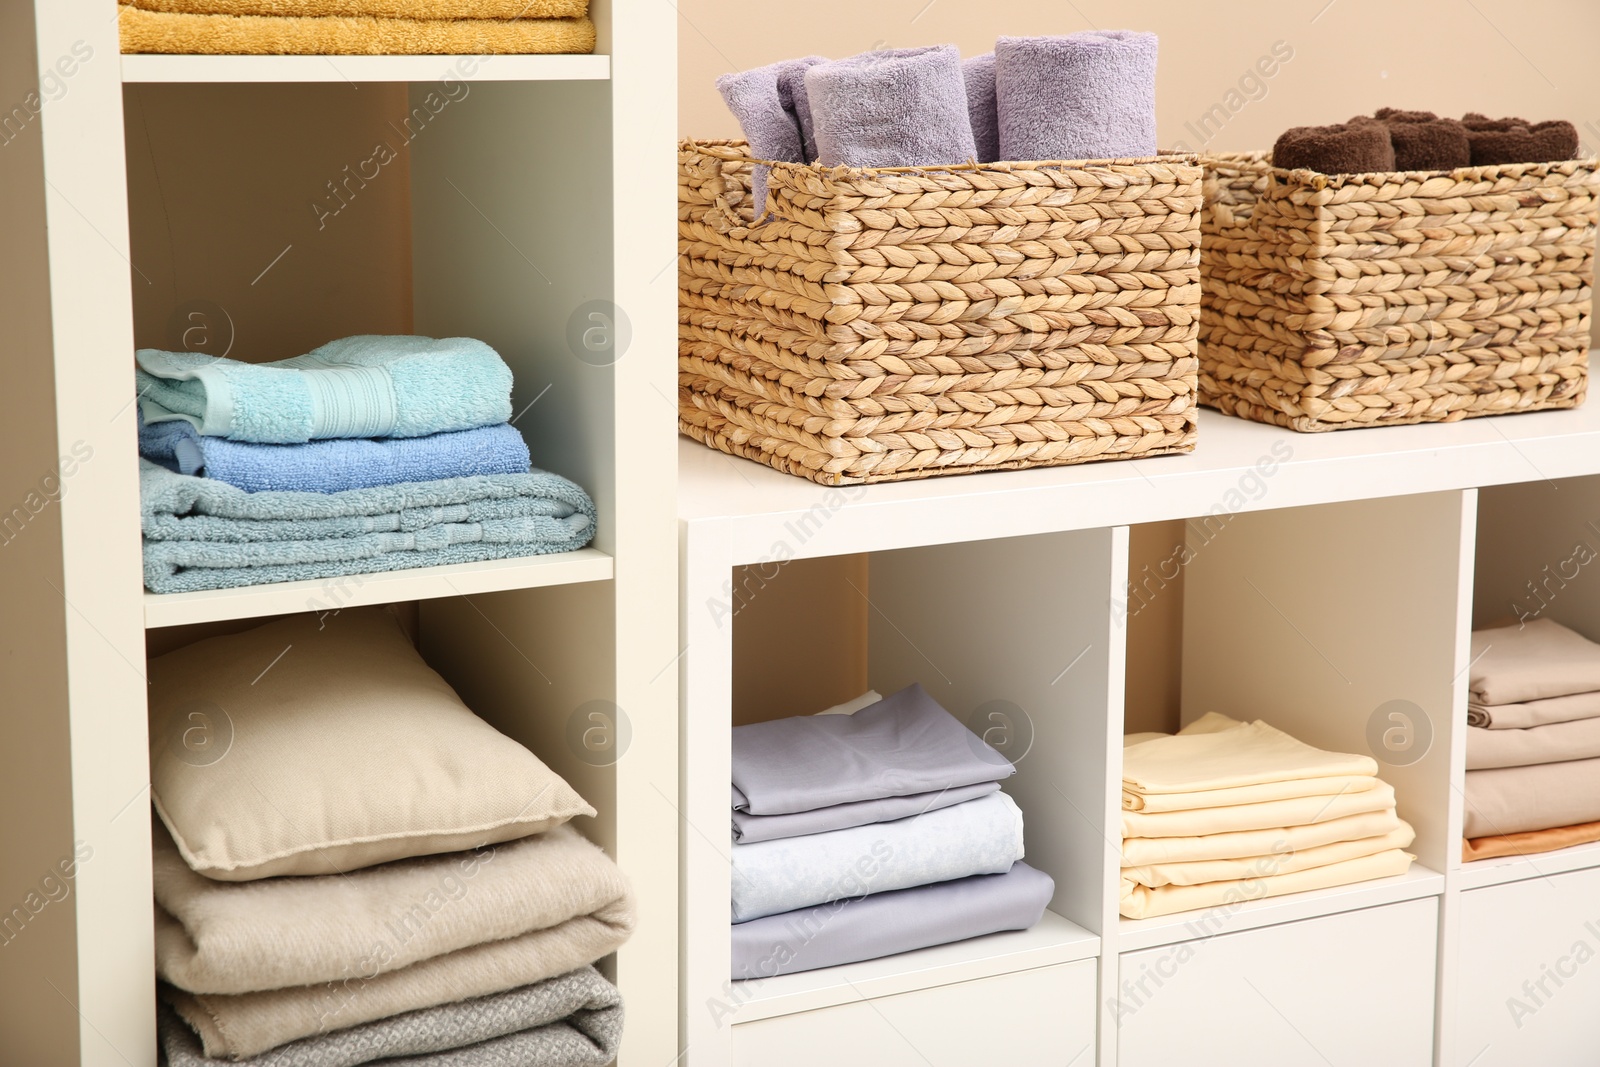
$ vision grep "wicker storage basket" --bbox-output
[678,140,1202,484]
[1201,152,1598,431]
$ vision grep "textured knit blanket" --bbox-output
[136,337,513,443]
[157,967,622,1067]
[140,460,595,593]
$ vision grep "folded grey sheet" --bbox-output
[730,683,1012,816]
[730,792,1024,923]
[1467,716,1600,770]
[157,967,622,1067]
[731,780,999,843]
[1464,756,1600,837]
[732,862,1054,979]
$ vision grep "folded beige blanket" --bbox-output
[1119,848,1415,920]
[155,821,631,997]
[119,7,596,53]
[1123,717,1376,797]
[1467,689,1600,731]
[1122,809,1403,868]
[1467,716,1600,770]
[120,0,586,17]
[1463,756,1600,838]
[1124,774,1379,813]
[1463,818,1600,862]
[1122,781,1395,839]
[1470,619,1600,709]
[1122,821,1414,889]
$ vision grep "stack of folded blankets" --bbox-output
[729,685,1054,979]
[1464,619,1600,861]
[1273,109,1581,174]
[1120,714,1415,920]
[148,607,634,1066]
[118,0,596,55]
[716,31,1159,213]
[137,335,596,593]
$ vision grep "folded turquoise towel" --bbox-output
[136,335,514,444]
[141,460,595,594]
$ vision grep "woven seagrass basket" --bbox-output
[678,140,1202,484]
[1201,152,1598,432]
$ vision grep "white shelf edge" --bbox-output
[728,910,1099,1025]
[1456,839,1600,891]
[1116,865,1445,953]
[143,547,613,628]
[120,52,610,84]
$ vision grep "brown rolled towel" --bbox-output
[1460,113,1579,165]
[1272,116,1395,174]
[1374,108,1471,171]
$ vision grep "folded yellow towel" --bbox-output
[1124,774,1379,813]
[1123,716,1378,796]
[1122,780,1396,839]
[1122,821,1415,889]
[1119,848,1415,920]
[1122,809,1403,867]
[120,0,587,18]
[119,7,596,54]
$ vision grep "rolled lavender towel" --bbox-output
[1375,108,1471,171]
[995,31,1158,162]
[1273,116,1396,173]
[717,62,805,219]
[963,52,999,163]
[776,55,827,162]
[805,45,976,168]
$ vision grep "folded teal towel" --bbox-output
[141,460,595,593]
[136,335,514,444]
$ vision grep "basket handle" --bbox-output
[708,160,760,233]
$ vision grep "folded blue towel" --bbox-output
[140,460,595,594]
[805,45,976,168]
[136,335,514,444]
[996,31,1159,162]
[139,418,531,494]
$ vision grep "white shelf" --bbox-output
[142,548,613,628]
[678,405,1600,562]
[1457,839,1600,891]
[729,909,1099,1025]
[1117,865,1445,953]
[120,52,610,83]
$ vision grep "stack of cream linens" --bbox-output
[1120,714,1414,920]
[1464,619,1600,862]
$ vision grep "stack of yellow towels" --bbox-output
[118,0,596,55]
[1120,713,1415,920]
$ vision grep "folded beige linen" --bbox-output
[1122,809,1403,867]
[1124,774,1379,813]
[1124,731,1170,746]
[155,822,631,996]
[1119,848,1415,920]
[1122,781,1395,839]
[1467,716,1600,770]
[1463,757,1600,838]
[1462,819,1600,862]
[119,7,596,54]
[1122,821,1414,889]
[1467,689,1600,730]
[1179,711,1249,735]
[1123,719,1377,796]
[1470,619,1600,708]
[121,0,586,16]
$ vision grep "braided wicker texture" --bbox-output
[1201,152,1597,432]
[678,140,1201,484]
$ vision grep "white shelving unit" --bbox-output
[1,2,677,1066]
[680,405,1600,1066]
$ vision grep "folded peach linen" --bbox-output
[1462,819,1600,862]
[1122,717,1378,796]
[1123,774,1379,813]
[1121,809,1404,867]
[1123,821,1414,889]
[1466,716,1600,770]
[118,7,596,54]
[1469,619,1600,709]
[1122,781,1395,839]
[120,0,586,17]
[1462,757,1600,838]
[1467,690,1600,730]
[1119,848,1415,919]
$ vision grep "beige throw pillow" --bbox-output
[148,606,594,880]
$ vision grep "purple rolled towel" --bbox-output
[805,45,977,168]
[776,55,828,163]
[716,62,806,219]
[995,31,1158,162]
[963,52,999,163]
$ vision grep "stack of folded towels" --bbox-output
[118,0,596,56]
[716,32,1159,213]
[1464,619,1600,861]
[1273,109,1581,174]
[148,607,634,1066]
[729,685,1054,979]
[137,335,596,594]
[1120,714,1415,920]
